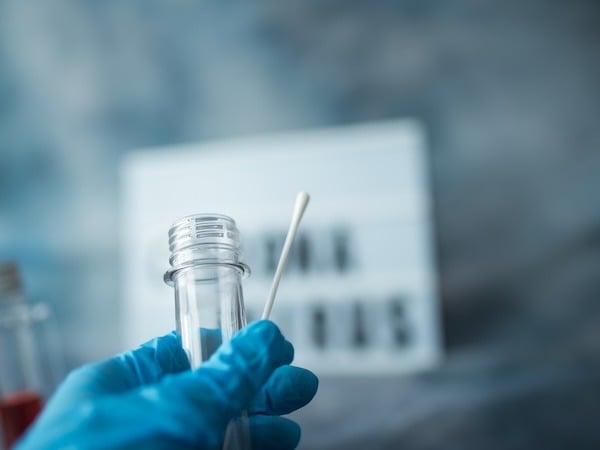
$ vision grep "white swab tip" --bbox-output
[294,192,310,217]
[298,191,310,203]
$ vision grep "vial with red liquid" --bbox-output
[0,263,59,449]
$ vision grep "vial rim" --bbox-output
[167,213,241,254]
[163,261,251,286]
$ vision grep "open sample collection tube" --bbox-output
[164,214,251,450]
[164,194,309,449]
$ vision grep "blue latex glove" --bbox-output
[17,321,318,450]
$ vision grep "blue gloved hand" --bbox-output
[16,320,318,450]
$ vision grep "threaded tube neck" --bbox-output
[164,214,249,285]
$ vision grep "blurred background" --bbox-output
[1,1,600,449]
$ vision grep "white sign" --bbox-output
[120,119,442,375]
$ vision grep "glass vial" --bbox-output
[0,263,47,449]
[164,214,252,450]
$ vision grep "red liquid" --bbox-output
[0,391,43,449]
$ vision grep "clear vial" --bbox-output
[0,263,54,449]
[164,214,251,450]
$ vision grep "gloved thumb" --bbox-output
[148,320,294,447]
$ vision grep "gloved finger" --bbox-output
[112,331,191,385]
[63,328,221,400]
[250,415,302,450]
[46,331,190,407]
[250,365,319,415]
[148,320,294,446]
[110,327,225,387]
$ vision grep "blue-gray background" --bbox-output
[1,1,599,449]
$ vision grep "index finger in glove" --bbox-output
[66,326,224,398]
[49,330,189,406]
[250,365,319,415]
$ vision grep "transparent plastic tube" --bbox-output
[164,214,251,450]
[0,263,54,449]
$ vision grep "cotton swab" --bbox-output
[261,192,310,320]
